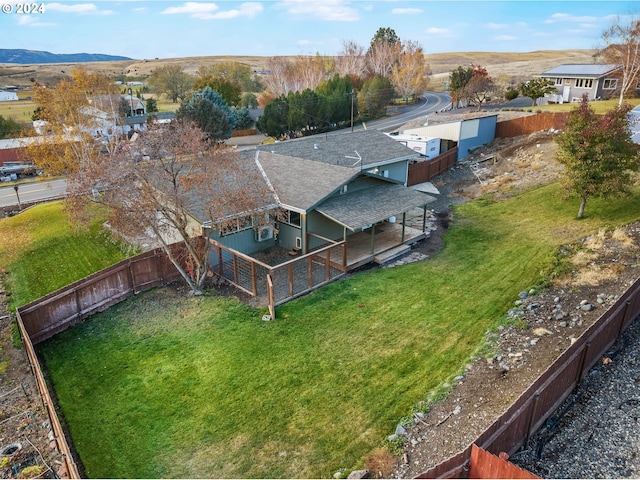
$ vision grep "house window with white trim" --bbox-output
[554,78,563,85]
[603,78,618,90]
[220,216,254,237]
[282,210,301,227]
[575,78,593,89]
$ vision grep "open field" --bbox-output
[37,181,640,478]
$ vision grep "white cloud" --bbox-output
[392,8,423,15]
[161,2,262,20]
[486,22,508,30]
[425,27,454,36]
[545,13,598,24]
[161,2,219,15]
[277,0,359,21]
[44,3,113,15]
[16,15,55,27]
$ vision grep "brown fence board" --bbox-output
[407,148,458,186]
[18,248,181,344]
[469,444,539,479]
[496,112,571,138]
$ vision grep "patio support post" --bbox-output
[422,206,427,232]
[401,213,406,242]
[301,213,308,253]
[370,224,375,254]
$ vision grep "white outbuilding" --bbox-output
[0,91,19,101]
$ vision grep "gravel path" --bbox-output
[510,316,640,479]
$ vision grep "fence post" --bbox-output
[525,393,540,447]
[267,274,275,319]
[576,341,591,387]
[251,261,257,296]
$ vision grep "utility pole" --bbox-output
[350,90,355,133]
[13,185,21,210]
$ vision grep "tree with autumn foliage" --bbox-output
[390,40,430,104]
[25,68,122,176]
[464,65,496,111]
[448,66,473,108]
[598,15,640,106]
[556,94,640,219]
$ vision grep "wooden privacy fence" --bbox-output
[407,147,458,186]
[496,112,570,138]
[417,275,640,478]
[18,248,181,345]
[15,309,80,479]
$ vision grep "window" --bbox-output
[575,78,593,89]
[554,78,563,85]
[220,216,254,236]
[603,78,618,90]
[282,210,301,227]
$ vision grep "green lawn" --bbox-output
[37,184,640,479]
[0,201,133,310]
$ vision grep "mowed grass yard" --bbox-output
[32,183,640,479]
[0,201,132,310]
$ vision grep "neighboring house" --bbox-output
[537,64,622,104]
[184,130,435,271]
[627,105,640,144]
[0,91,18,101]
[402,113,498,160]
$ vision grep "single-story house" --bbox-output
[537,64,622,104]
[184,130,436,272]
[401,113,498,161]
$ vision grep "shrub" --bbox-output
[505,87,519,101]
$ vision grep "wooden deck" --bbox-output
[330,221,426,270]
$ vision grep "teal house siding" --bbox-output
[208,227,275,255]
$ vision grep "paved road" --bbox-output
[358,91,452,132]
[0,178,66,207]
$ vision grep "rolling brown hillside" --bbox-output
[0,49,596,88]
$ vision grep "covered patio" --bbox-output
[315,183,435,270]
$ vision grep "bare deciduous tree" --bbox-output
[334,40,367,78]
[366,39,402,78]
[598,15,640,106]
[67,121,278,293]
[263,56,293,97]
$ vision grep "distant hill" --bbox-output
[0,49,132,64]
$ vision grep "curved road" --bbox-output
[356,91,451,132]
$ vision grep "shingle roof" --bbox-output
[256,150,358,211]
[181,150,278,223]
[315,183,434,231]
[539,64,620,78]
[257,129,420,168]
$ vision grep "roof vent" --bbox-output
[314,144,319,149]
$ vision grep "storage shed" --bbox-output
[402,113,498,161]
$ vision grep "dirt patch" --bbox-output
[0,283,67,478]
